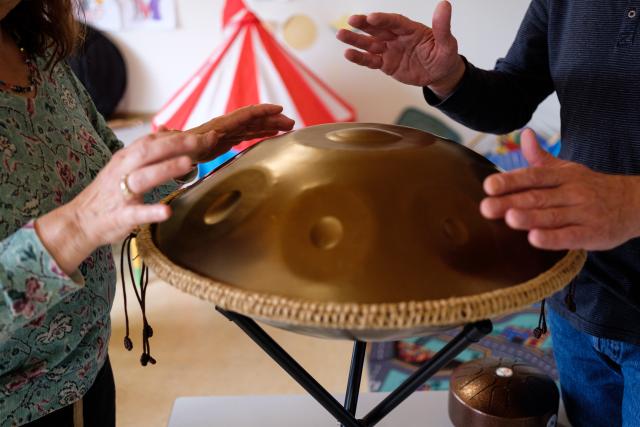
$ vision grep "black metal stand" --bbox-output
[216,307,493,427]
[344,341,367,419]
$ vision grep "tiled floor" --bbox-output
[110,270,364,427]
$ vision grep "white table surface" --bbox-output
[167,392,571,427]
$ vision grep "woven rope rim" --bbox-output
[136,192,586,330]
[137,225,585,329]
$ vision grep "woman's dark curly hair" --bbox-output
[4,0,81,68]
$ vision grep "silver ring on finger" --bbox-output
[120,174,137,200]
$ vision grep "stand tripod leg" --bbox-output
[361,320,493,426]
[217,306,492,427]
[216,307,362,427]
[343,341,367,422]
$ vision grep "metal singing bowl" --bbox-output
[449,358,559,426]
[138,123,585,341]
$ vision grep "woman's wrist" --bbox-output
[34,204,95,276]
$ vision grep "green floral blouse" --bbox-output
[0,55,174,425]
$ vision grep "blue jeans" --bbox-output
[548,308,640,427]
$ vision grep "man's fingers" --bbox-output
[347,15,397,40]
[504,207,581,231]
[528,226,587,250]
[336,29,387,54]
[344,49,383,69]
[126,156,193,195]
[432,0,453,43]
[520,128,559,167]
[483,167,569,196]
[480,187,581,219]
[347,14,368,29]
[366,13,419,36]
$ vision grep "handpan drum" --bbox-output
[137,123,586,341]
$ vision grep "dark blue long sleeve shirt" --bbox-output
[425,0,640,344]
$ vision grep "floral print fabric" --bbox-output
[0,56,174,425]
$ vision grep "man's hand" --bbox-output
[336,1,465,98]
[480,129,640,251]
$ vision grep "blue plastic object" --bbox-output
[197,149,240,178]
[486,139,561,171]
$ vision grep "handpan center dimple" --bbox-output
[310,216,344,250]
[326,127,403,145]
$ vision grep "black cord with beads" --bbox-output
[533,299,548,339]
[120,233,157,366]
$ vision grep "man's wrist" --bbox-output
[428,55,466,100]
[627,176,640,240]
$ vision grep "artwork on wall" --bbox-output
[121,0,177,29]
[282,14,317,50]
[243,1,358,51]
[79,0,123,31]
[331,15,352,32]
[78,0,176,31]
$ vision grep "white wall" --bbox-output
[109,0,559,141]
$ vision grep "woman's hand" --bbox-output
[35,130,220,275]
[188,104,295,162]
[336,1,465,98]
[480,129,640,250]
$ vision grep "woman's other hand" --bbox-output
[189,104,295,162]
[336,1,465,99]
[35,130,219,275]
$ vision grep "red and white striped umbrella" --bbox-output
[153,0,355,151]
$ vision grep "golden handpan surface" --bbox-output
[137,123,586,340]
